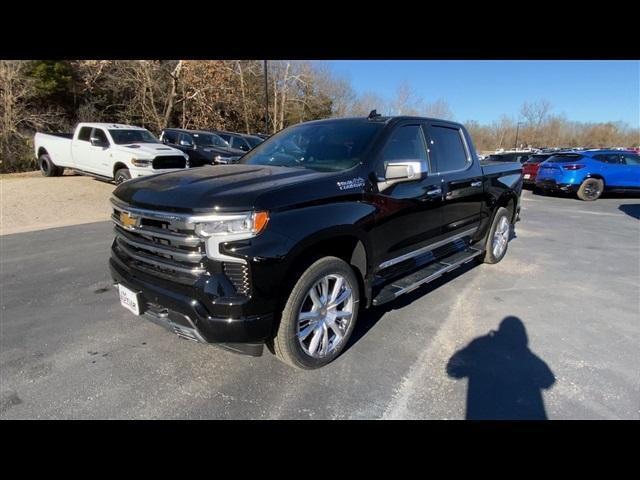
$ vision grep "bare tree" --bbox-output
[0,61,66,172]
[520,99,552,146]
[423,98,454,120]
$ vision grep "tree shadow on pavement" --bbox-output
[619,204,640,220]
[446,316,555,420]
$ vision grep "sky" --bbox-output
[324,61,639,127]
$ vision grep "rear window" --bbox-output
[547,154,584,163]
[526,155,551,164]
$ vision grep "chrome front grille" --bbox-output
[111,201,207,283]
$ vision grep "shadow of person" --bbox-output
[446,316,555,420]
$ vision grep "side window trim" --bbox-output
[425,122,473,175]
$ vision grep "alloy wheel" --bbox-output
[296,274,354,358]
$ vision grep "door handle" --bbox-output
[471,180,482,188]
[426,187,442,197]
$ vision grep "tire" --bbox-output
[577,178,603,201]
[114,168,131,185]
[273,256,360,370]
[482,207,511,264]
[38,154,63,177]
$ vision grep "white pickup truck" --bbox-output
[34,123,190,184]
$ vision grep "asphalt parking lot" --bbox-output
[1,189,638,419]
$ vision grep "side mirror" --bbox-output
[385,161,423,180]
[179,139,194,148]
[378,161,424,190]
[90,137,107,147]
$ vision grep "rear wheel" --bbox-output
[38,154,63,177]
[273,257,359,369]
[482,207,511,264]
[114,168,131,185]
[577,178,603,201]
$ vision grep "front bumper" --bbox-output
[110,256,273,356]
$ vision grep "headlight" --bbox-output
[131,158,152,167]
[195,211,269,238]
[214,155,229,164]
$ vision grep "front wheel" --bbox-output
[114,168,131,185]
[577,178,603,201]
[273,257,360,369]
[482,207,511,264]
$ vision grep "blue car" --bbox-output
[535,150,640,201]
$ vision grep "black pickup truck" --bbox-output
[109,114,522,369]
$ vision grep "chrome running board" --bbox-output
[372,247,482,306]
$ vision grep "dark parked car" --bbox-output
[214,131,264,152]
[111,115,522,369]
[159,128,245,166]
[485,152,532,164]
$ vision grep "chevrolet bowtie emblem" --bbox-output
[120,211,139,228]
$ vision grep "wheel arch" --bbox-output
[113,162,129,179]
[495,191,518,223]
[279,229,372,315]
[584,173,605,186]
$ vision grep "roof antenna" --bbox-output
[368,109,381,120]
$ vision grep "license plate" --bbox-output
[524,174,531,179]
[118,284,141,315]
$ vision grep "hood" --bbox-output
[113,143,185,158]
[202,146,245,157]
[196,145,245,160]
[113,164,348,212]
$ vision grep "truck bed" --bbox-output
[480,160,522,176]
[41,132,74,139]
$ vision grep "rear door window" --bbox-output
[426,125,469,173]
[621,153,640,165]
[594,154,622,164]
[232,136,251,151]
[77,127,92,142]
[179,133,194,146]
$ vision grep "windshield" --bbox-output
[239,121,383,172]
[109,129,158,145]
[192,132,229,148]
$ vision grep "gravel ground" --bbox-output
[1,190,638,419]
[0,171,114,236]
